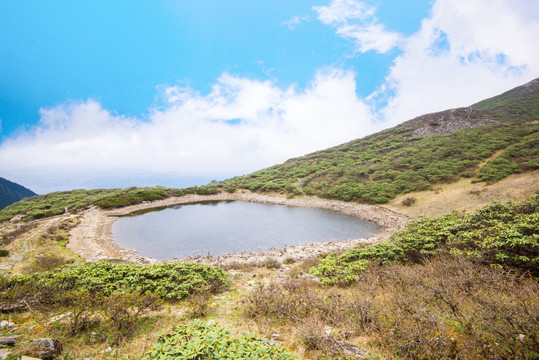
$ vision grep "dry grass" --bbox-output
[2,256,537,359]
[383,170,539,218]
[1,216,83,275]
[237,257,539,359]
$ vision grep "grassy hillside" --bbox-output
[0,185,219,222]
[1,79,536,222]
[1,195,537,359]
[0,177,36,210]
[223,78,539,203]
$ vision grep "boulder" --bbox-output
[0,336,20,346]
[0,321,14,329]
[32,338,63,360]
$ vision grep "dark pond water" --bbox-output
[112,201,380,260]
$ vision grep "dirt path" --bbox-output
[68,192,411,265]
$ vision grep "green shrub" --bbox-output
[0,187,179,221]
[223,123,538,203]
[51,289,162,339]
[4,261,230,301]
[196,185,219,195]
[479,157,520,181]
[310,195,539,284]
[145,320,296,360]
[0,249,9,257]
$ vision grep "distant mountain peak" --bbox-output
[0,177,37,210]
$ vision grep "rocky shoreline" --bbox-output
[67,192,412,265]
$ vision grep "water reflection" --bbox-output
[112,201,380,260]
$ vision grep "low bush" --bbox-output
[50,289,162,340]
[22,255,73,274]
[310,195,539,284]
[2,261,230,301]
[0,187,182,221]
[242,257,539,359]
[370,258,539,359]
[145,320,297,359]
[401,196,417,207]
[196,185,220,195]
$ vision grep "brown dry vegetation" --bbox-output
[383,170,539,218]
[240,257,538,360]
[0,216,82,275]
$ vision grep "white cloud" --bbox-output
[282,16,310,30]
[314,0,402,53]
[315,0,539,124]
[0,70,376,191]
[378,0,539,125]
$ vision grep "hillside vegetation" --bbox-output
[0,187,184,222]
[0,177,36,210]
[0,79,538,360]
[0,79,536,223]
[1,196,537,359]
[311,194,539,284]
[224,79,539,203]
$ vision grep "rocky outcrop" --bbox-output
[408,107,496,138]
[0,337,62,360]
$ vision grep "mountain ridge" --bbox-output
[223,78,539,204]
[0,177,37,210]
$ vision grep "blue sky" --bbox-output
[1,0,538,193]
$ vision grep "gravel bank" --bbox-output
[68,192,412,265]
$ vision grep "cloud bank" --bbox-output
[1,0,538,192]
[1,70,375,192]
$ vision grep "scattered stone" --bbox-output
[8,255,22,262]
[0,336,20,346]
[176,308,187,316]
[0,349,9,360]
[207,320,216,326]
[0,303,26,313]
[0,321,14,329]
[47,312,72,324]
[264,338,283,346]
[9,215,23,223]
[32,338,63,360]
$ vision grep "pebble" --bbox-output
[176,308,187,316]
[47,312,72,324]
[0,321,14,329]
